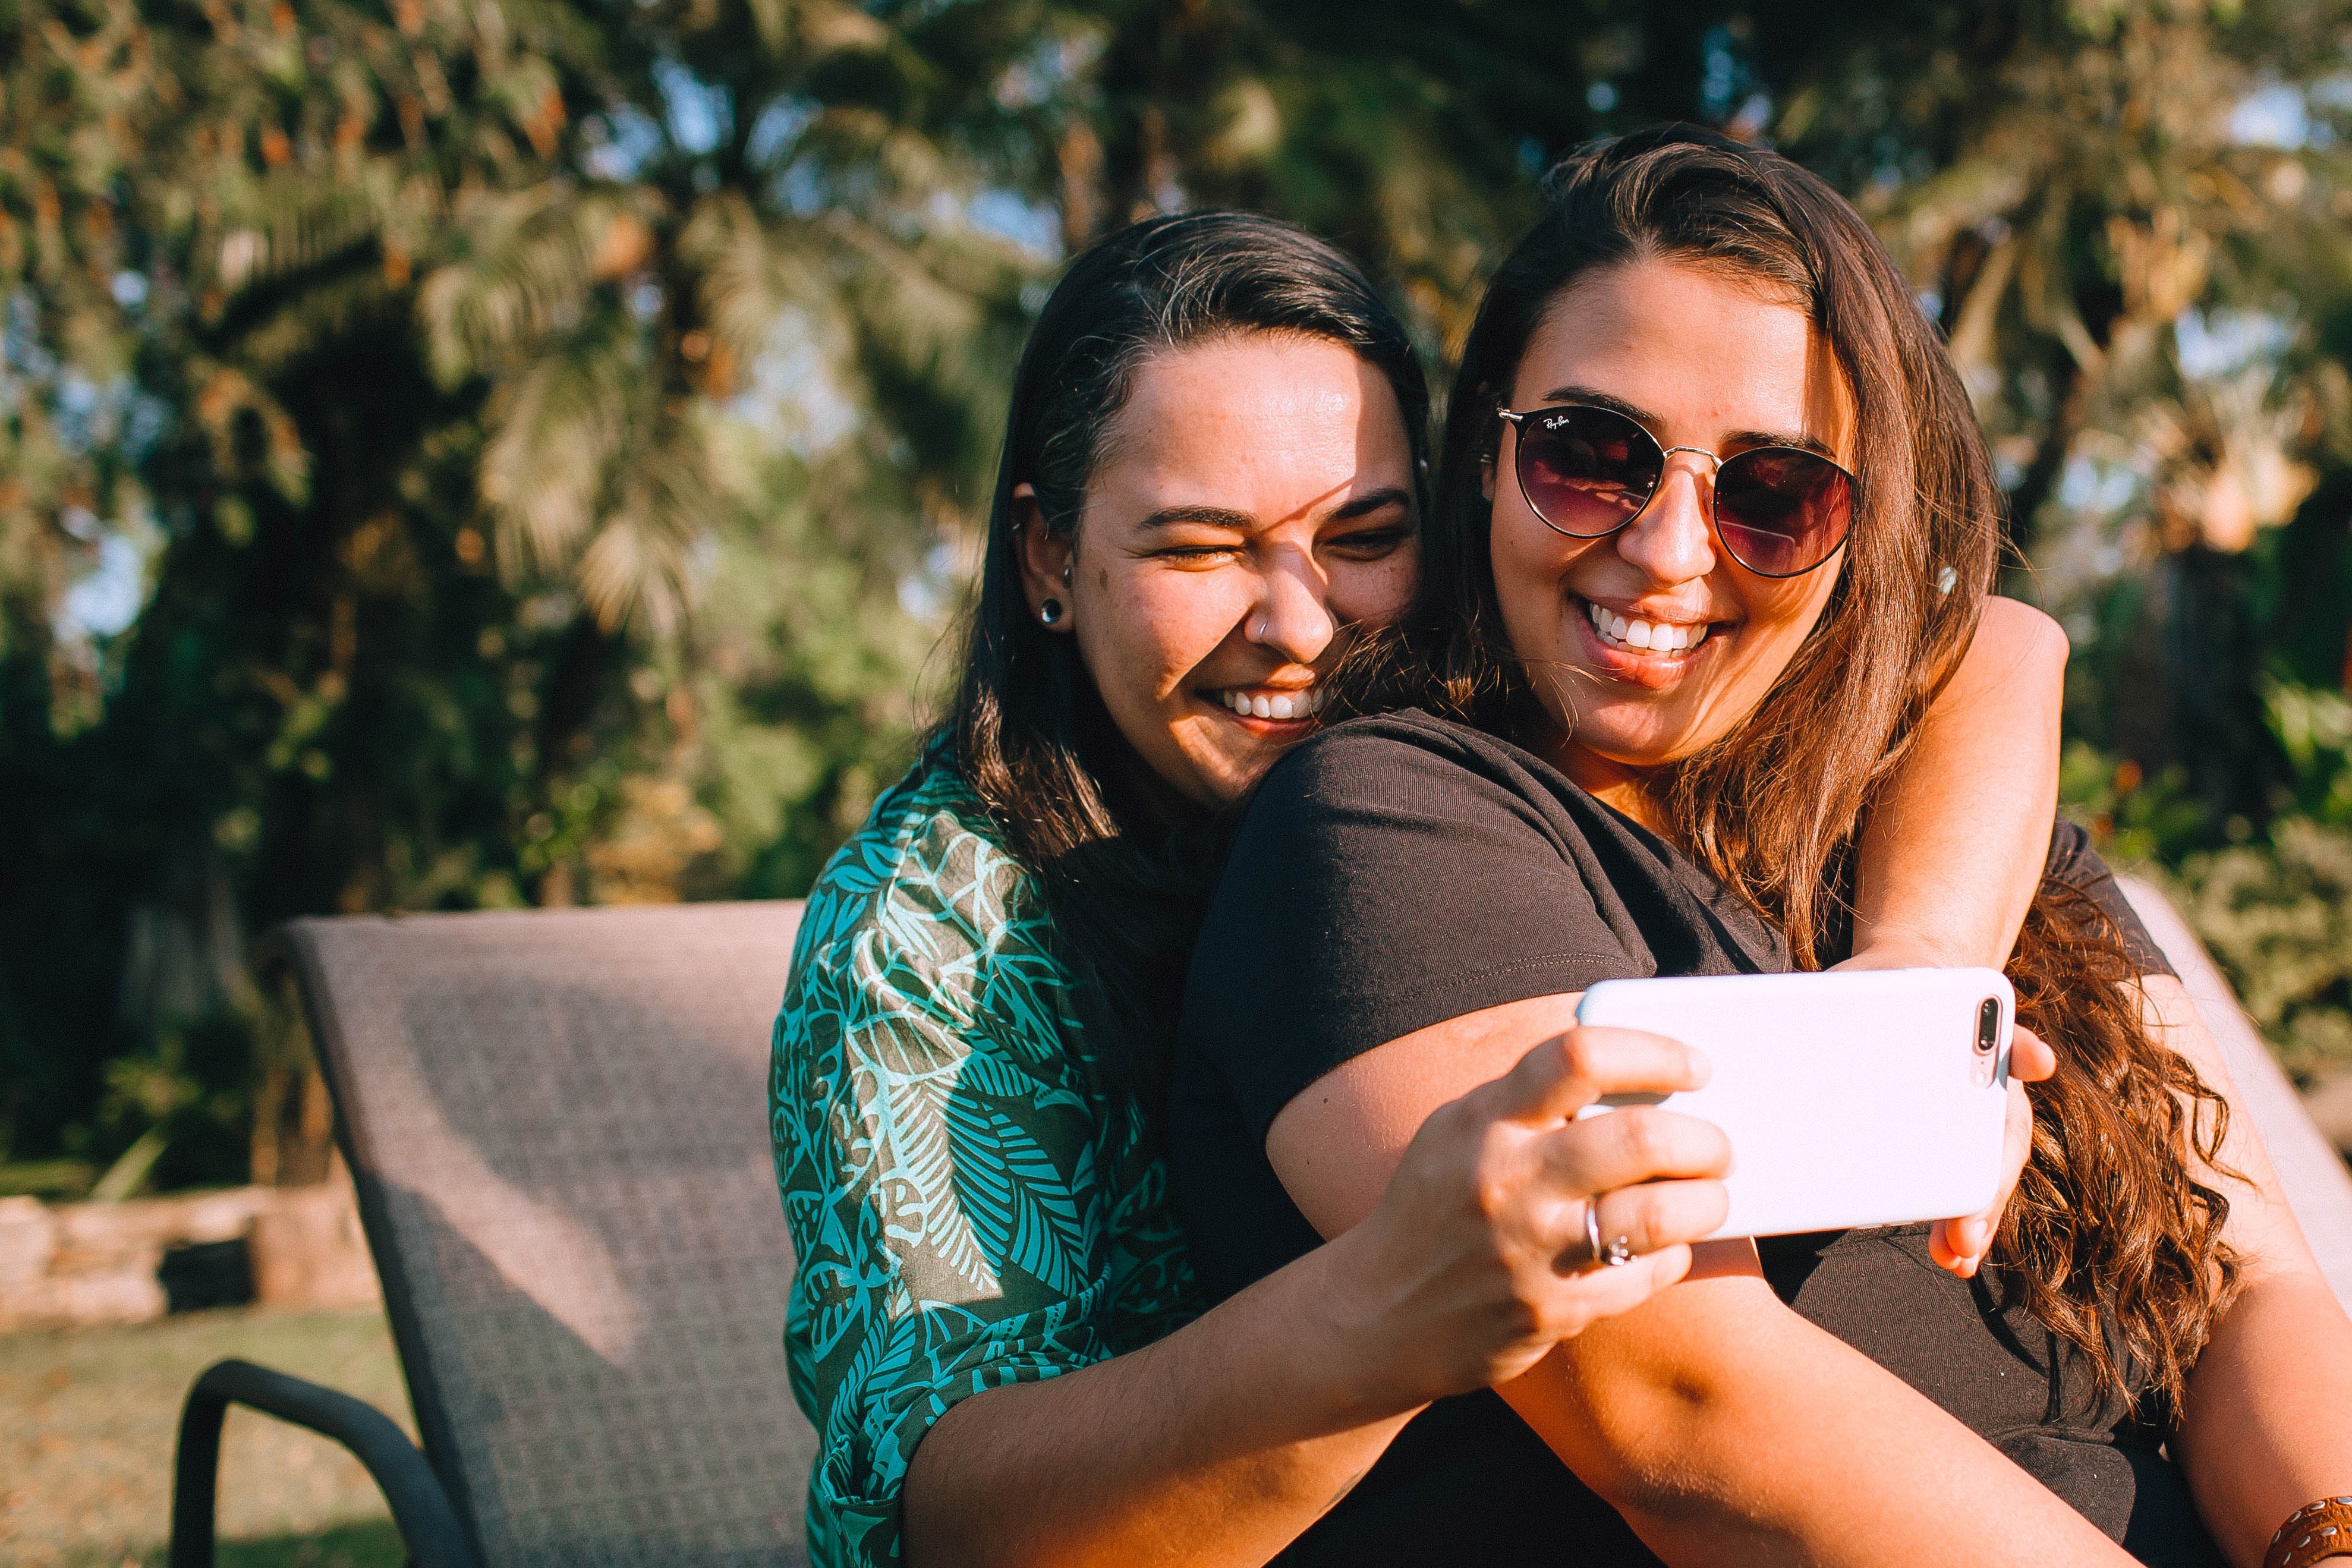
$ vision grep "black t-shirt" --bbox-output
[1168,710,2214,1568]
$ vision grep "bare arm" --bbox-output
[1266,999,2138,1568]
[906,1021,1730,1568]
[1836,596,2067,1275]
[1500,1267,2131,1566]
[1846,596,2067,971]
[2149,974,2352,1564]
[903,1249,1411,1568]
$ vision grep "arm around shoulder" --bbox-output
[1847,596,2067,971]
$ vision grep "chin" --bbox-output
[1560,708,1693,770]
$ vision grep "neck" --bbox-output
[1094,723,1213,838]
[1066,676,1211,837]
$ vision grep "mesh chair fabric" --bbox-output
[284,902,814,1568]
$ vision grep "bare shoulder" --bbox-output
[1976,596,2070,666]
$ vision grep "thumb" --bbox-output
[2008,1024,2055,1085]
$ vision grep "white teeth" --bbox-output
[1216,686,1331,718]
[1586,602,1706,654]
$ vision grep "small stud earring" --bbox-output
[1040,598,1064,626]
[1060,562,1072,587]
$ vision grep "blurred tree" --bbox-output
[0,0,1037,1184]
[1742,0,2352,835]
[12,0,2352,1183]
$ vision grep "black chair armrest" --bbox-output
[171,1358,480,1568]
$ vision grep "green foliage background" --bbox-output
[8,0,2352,1192]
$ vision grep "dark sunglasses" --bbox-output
[1496,402,1855,579]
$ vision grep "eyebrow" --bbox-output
[1134,486,1415,532]
[1535,384,1840,462]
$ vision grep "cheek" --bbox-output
[1491,512,1598,614]
[1734,574,1838,646]
[1327,546,1421,624]
[1087,568,1243,701]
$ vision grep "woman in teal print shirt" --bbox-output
[771,212,2073,1567]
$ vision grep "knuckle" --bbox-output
[1431,1097,1478,1144]
[1616,1107,1670,1166]
[1557,1029,1600,1085]
[1608,1191,1655,1250]
[1470,1166,1515,1221]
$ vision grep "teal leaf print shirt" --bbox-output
[772,748,1199,1567]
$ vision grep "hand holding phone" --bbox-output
[1572,968,2015,1240]
[1931,1022,2053,1276]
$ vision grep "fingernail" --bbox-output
[1686,1047,1712,1082]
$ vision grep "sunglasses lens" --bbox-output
[1514,406,1660,538]
[1713,448,1853,577]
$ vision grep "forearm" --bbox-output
[1849,597,2066,969]
[2143,977,2352,1563]
[903,1239,1413,1568]
[1497,1261,2134,1567]
[2176,1275,2352,1566]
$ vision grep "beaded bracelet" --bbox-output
[2268,1497,2352,1568]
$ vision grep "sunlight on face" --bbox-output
[1485,260,1856,814]
[1023,333,1419,808]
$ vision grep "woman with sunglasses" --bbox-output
[774,210,2085,1568]
[1172,127,2352,1566]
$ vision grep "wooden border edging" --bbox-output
[2119,876,2352,1311]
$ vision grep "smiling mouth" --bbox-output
[1210,685,1331,721]
[1583,599,1716,654]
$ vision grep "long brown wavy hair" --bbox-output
[1364,124,2239,1416]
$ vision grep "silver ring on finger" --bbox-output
[1582,1193,1605,1267]
[1584,1194,1636,1269]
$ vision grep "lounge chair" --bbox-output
[173,901,814,1568]
[168,884,2352,1567]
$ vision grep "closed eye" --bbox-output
[1324,524,1413,558]
[1150,541,1246,564]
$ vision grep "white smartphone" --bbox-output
[1572,968,2015,1240]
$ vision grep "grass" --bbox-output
[0,1160,97,1200]
[62,1520,405,1568]
[2,1306,410,1568]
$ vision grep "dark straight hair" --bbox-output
[943,210,1430,1116]
[1379,124,2237,1415]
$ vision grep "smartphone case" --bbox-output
[1573,968,2015,1240]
